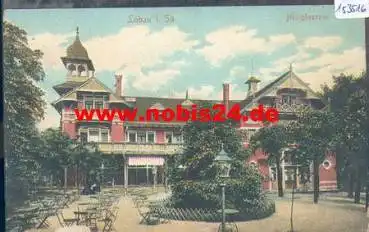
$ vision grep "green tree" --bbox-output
[39,128,74,186]
[70,140,103,191]
[341,83,368,203]
[320,73,369,202]
[171,118,265,210]
[249,124,290,197]
[289,108,337,203]
[167,102,277,220]
[175,108,249,182]
[4,21,46,209]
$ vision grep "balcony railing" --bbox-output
[63,111,113,122]
[275,103,309,113]
[97,143,183,155]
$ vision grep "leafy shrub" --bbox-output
[169,168,275,221]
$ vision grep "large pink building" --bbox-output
[52,29,337,191]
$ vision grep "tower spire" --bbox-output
[288,62,293,87]
[251,58,254,77]
[76,26,80,40]
[185,89,189,99]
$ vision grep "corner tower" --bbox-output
[61,27,95,81]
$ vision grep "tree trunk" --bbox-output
[313,158,320,204]
[365,176,369,212]
[76,165,80,195]
[290,165,297,232]
[335,149,344,190]
[348,171,354,198]
[354,167,361,204]
[366,164,369,212]
[276,160,284,197]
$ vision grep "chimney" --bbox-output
[223,83,230,113]
[115,74,123,97]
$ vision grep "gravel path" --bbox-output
[29,191,368,232]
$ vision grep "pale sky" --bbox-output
[4,6,365,130]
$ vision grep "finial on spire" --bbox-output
[289,63,293,72]
[250,58,254,77]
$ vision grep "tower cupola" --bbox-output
[61,27,95,82]
[245,76,260,98]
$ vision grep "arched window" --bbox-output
[77,64,86,76]
[67,64,76,75]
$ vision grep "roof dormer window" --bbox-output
[281,95,297,105]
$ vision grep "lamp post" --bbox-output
[178,164,186,180]
[152,166,157,190]
[214,144,232,232]
[100,163,105,188]
[71,139,81,196]
[63,165,68,193]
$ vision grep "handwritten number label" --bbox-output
[335,0,369,18]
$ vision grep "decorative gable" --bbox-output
[78,78,110,92]
[52,77,131,109]
[241,70,322,112]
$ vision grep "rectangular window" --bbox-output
[147,131,155,143]
[80,131,88,143]
[88,129,100,142]
[101,129,109,142]
[282,95,290,104]
[83,95,107,109]
[291,96,297,105]
[173,132,183,144]
[247,129,256,141]
[95,101,104,109]
[165,132,173,144]
[281,95,298,105]
[85,100,93,109]
[137,131,146,143]
[94,96,104,109]
[128,132,136,143]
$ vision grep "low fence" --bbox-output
[156,207,221,221]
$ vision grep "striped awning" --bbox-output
[128,156,165,166]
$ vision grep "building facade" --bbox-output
[52,29,337,191]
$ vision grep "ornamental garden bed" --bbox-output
[155,199,275,222]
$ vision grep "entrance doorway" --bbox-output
[128,165,164,186]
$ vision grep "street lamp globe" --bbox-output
[215,145,232,178]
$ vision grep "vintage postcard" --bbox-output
[4,5,368,232]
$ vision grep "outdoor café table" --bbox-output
[78,202,91,206]
[13,207,39,229]
[74,211,89,225]
[148,200,162,207]
[55,225,91,232]
[216,209,239,232]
